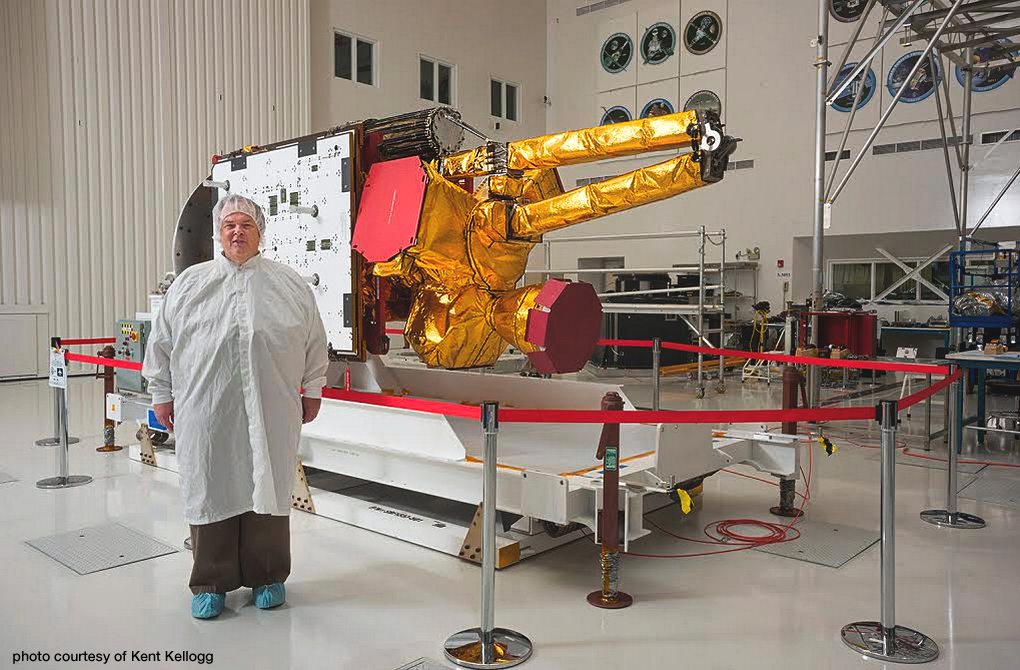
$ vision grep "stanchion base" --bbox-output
[35,437,80,447]
[36,475,93,489]
[443,628,532,669]
[919,509,985,529]
[769,505,803,518]
[95,445,124,453]
[586,590,633,609]
[841,622,938,663]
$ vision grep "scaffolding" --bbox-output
[535,228,753,398]
[809,0,1020,402]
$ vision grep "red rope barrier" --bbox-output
[597,338,949,375]
[319,385,874,424]
[64,352,142,371]
[59,337,117,345]
[897,370,960,411]
[321,388,482,420]
[498,405,875,424]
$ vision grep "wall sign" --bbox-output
[641,22,676,65]
[684,11,722,56]
[683,89,722,117]
[886,51,942,103]
[601,32,633,74]
[831,62,877,112]
[601,105,632,125]
[830,0,867,23]
[641,98,675,118]
[955,42,1017,92]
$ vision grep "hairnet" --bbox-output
[213,194,266,236]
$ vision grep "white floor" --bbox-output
[2,372,1020,670]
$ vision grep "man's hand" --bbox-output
[152,401,175,432]
[302,396,322,424]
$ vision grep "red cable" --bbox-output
[623,439,814,559]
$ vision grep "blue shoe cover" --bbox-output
[191,593,225,619]
[253,583,286,609]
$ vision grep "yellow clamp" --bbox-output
[675,488,693,514]
[818,435,838,456]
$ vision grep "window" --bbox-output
[334,30,375,85]
[875,262,916,301]
[920,261,951,301]
[419,57,454,105]
[830,263,872,301]
[829,256,950,303]
[490,78,519,121]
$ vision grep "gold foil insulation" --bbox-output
[488,169,564,204]
[375,109,721,370]
[441,110,699,178]
[441,146,490,178]
[506,110,699,171]
[512,152,705,238]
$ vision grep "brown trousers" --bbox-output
[189,511,291,595]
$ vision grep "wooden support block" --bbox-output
[137,424,156,467]
[290,462,316,514]
[458,503,521,569]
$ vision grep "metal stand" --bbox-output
[842,400,938,664]
[36,384,92,490]
[920,374,985,529]
[35,387,80,447]
[651,338,661,411]
[588,392,633,609]
[444,403,532,669]
[772,366,804,518]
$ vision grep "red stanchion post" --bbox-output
[772,366,806,518]
[95,345,123,453]
[587,391,633,609]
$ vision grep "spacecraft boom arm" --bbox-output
[441,110,704,179]
[510,152,705,238]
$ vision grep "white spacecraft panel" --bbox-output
[211,131,357,355]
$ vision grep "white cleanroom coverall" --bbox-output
[142,253,329,525]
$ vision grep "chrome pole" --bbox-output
[842,400,939,663]
[481,404,496,656]
[35,387,80,447]
[880,400,896,633]
[921,374,986,529]
[810,0,829,409]
[444,402,532,669]
[36,379,92,490]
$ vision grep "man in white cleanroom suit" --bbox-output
[143,194,329,619]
